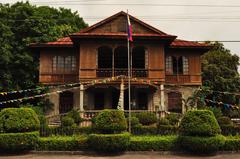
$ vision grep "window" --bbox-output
[52,56,76,73]
[166,56,173,74]
[183,56,189,75]
[165,56,189,75]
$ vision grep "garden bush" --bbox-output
[135,112,157,126]
[93,109,127,134]
[217,116,234,127]
[88,132,130,152]
[40,126,93,137]
[66,109,83,124]
[127,116,142,128]
[0,131,39,152]
[158,118,170,126]
[177,135,225,154]
[36,136,88,151]
[0,108,40,133]
[221,136,240,151]
[61,116,76,128]
[179,110,221,136]
[132,125,158,135]
[166,113,181,125]
[158,125,178,135]
[129,135,177,151]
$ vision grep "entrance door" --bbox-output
[168,92,182,113]
[59,92,73,114]
[94,92,104,110]
[137,92,148,110]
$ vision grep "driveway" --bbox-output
[0,153,240,159]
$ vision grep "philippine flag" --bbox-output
[127,14,133,42]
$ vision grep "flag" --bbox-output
[127,14,133,42]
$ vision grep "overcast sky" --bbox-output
[1,0,240,66]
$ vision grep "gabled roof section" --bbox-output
[71,11,175,38]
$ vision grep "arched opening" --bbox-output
[59,91,74,114]
[114,46,128,68]
[168,92,182,113]
[98,46,112,68]
[132,46,145,68]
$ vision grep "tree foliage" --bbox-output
[0,2,87,91]
[202,42,240,92]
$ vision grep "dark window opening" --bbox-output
[172,56,178,74]
[168,92,182,113]
[98,47,112,68]
[94,92,104,110]
[114,46,128,68]
[59,91,73,114]
[132,46,145,68]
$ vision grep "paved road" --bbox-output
[1,153,240,159]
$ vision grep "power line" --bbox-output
[28,2,240,8]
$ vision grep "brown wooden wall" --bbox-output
[39,48,79,83]
[165,49,202,85]
[88,15,156,34]
[147,44,165,81]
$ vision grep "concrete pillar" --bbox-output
[160,84,165,111]
[117,81,124,110]
[80,84,84,111]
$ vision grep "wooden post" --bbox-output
[80,84,84,111]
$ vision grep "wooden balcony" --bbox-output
[166,74,201,84]
[96,68,148,78]
[40,73,79,84]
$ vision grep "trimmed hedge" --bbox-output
[179,110,221,136]
[88,132,130,152]
[0,108,40,133]
[93,109,127,134]
[127,116,142,128]
[132,125,178,135]
[129,135,177,151]
[40,126,93,137]
[66,109,83,124]
[221,136,240,151]
[36,136,88,151]
[135,112,157,126]
[0,131,39,152]
[177,135,225,154]
[217,116,233,127]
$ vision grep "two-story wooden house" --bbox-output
[31,11,211,116]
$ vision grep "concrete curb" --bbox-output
[30,150,240,155]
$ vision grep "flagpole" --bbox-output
[127,10,131,133]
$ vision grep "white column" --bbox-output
[117,80,124,110]
[160,84,165,111]
[80,84,84,111]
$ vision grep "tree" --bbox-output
[202,42,240,92]
[0,2,88,91]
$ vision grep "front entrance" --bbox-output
[94,92,105,110]
[59,91,73,114]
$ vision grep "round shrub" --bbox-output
[94,109,127,134]
[217,116,233,127]
[178,135,225,154]
[179,110,221,136]
[67,109,83,124]
[0,108,40,133]
[88,133,130,152]
[127,116,142,128]
[135,112,157,126]
[0,131,39,152]
[158,118,170,126]
[166,113,181,125]
[61,116,76,127]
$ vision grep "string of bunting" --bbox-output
[0,86,81,105]
[205,99,240,110]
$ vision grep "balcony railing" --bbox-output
[96,68,148,77]
[165,75,191,83]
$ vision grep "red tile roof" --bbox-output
[170,39,211,48]
[30,37,73,47]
